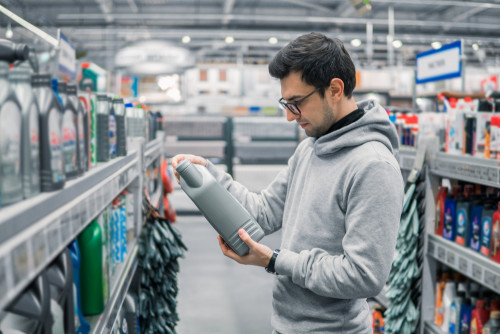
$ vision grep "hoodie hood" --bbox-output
[314,99,399,158]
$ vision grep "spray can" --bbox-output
[96,94,110,162]
[176,159,265,256]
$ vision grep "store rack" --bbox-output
[399,146,417,171]
[145,134,164,209]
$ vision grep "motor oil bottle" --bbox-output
[10,61,40,200]
[78,93,90,171]
[456,185,473,246]
[108,96,117,159]
[96,94,110,162]
[32,74,65,191]
[67,85,85,175]
[469,198,483,252]
[57,82,78,180]
[491,203,500,264]
[0,60,23,205]
[176,159,265,256]
[443,186,461,241]
[113,98,127,157]
[125,103,134,137]
[68,241,91,334]
[435,186,449,236]
[480,201,496,257]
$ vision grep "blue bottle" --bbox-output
[68,240,91,334]
[455,185,473,246]
[459,299,473,334]
[443,186,460,241]
[480,202,496,257]
[469,199,483,252]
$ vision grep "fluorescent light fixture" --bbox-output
[350,38,362,47]
[431,41,442,49]
[5,23,12,39]
[0,5,58,47]
[392,40,403,48]
[472,43,479,51]
[182,35,191,44]
[268,37,278,44]
[225,36,234,44]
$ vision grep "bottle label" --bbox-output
[49,109,64,183]
[0,100,22,200]
[77,112,85,170]
[435,199,442,233]
[443,207,454,239]
[90,96,97,166]
[449,304,457,333]
[456,209,467,245]
[480,217,492,256]
[470,216,481,250]
[62,112,77,174]
[29,104,40,189]
[493,219,500,260]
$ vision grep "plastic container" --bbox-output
[440,279,457,331]
[491,205,500,264]
[470,299,489,334]
[67,85,85,175]
[176,159,265,256]
[10,61,40,199]
[96,94,110,162]
[68,241,91,334]
[58,82,78,179]
[448,283,466,334]
[32,74,65,191]
[435,186,448,236]
[113,98,127,157]
[483,310,500,334]
[77,94,90,171]
[443,186,460,241]
[469,199,483,252]
[480,201,496,257]
[455,185,473,246]
[108,96,117,159]
[0,60,23,206]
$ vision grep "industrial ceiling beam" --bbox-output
[451,6,488,22]
[222,0,235,24]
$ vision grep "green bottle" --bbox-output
[78,220,105,315]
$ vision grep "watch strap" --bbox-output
[265,249,280,275]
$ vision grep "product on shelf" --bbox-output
[435,271,450,326]
[67,84,85,176]
[57,81,79,180]
[113,98,127,157]
[68,240,90,334]
[123,293,140,334]
[32,74,65,192]
[490,116,500,160]
[10,58,40,200]
[455,185,473,246]
[108,96,117,159]
[96,94,110,162]
[480,201,496,257]
[435,186,449,236]
[474,99,493,158]
[483,310,500,334]
[77,93,90,172]
[448,281,466,334]
[441,274,458,331]
[443,186,461,241]
[372,306,385,333]
[0,41,27,206]
[470,299,490,334]
[469,197,484,252]
[176,159,265,256]
[491,208,500,264]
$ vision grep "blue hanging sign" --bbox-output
[415,40,462,84]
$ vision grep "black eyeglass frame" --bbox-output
[279,87,321,116]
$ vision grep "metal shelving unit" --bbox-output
[424,321,446,334]
[89,243,138,334]
[399,146,417,171]
[0,148,141,311]
[427,234,500,294]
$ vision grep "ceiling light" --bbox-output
[5,23,12,39]
[225,36,234,44]
[182,35,191,44]
[268,37,278,45]
[472,43,479,51]
[350,39,362,47]
[392,40,403,49]
[431,41,442,49]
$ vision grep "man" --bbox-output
[172,32,404,334]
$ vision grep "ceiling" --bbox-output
[2,0,500,72]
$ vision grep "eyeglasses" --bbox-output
[279,87,320,116]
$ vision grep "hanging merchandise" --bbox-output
[385,148,426,334]
[32,74,65,191]
[0,40,28,206]
[138,197,187,334]
[96,94,110,162]
[10,58,40,199]
[113,98,127,157]
[67,85,85,175]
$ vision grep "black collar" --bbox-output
[324,108,365,135]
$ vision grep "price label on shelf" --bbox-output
[495,276,500,292]
[60,211,72,242]
[0,256,8,298]
[428,240,435,256]
[47,219,61,255]
[458,257,468,274]
[32,230,48,268]
[472,263,483,281]
[446,251,456,267]
[488,167,499,183]
[481,167,489,181]
[437,246,446,261]
[485,270,496,290]
[11,241,29,284]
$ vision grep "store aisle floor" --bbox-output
[175,215,282,334]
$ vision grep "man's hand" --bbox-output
[218,229,274,268]
[170,154,208,183]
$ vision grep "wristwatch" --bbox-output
[265,249,280,275]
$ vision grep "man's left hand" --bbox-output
[217,228,274,268]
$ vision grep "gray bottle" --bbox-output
[66,85,85,175]
[59,82,78,179]
[113,98,127,157]
[0,61,23,206]
[176,159,265,256]
[32,74,65,191]
[96,94,110,162]
[10,61,41,199]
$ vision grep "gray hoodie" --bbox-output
[206,99,404,334]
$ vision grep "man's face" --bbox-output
[280,71,337,138]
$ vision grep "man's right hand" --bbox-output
[170,154,208,183]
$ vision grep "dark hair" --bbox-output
[268,32,356,98]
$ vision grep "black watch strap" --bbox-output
[265,249,280,275]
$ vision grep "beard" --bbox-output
[304,102,336,138]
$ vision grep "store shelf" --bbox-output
[430,152,500,187]
[150,183,163,210]
[399,146,417,171]
[0,152,140,311]
[144,134,163,169]
[427,234,500,294]
[89,242,138,334]
[424,321,446,334]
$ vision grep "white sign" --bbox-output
[57,30,76,79]
[416,41,462,84]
